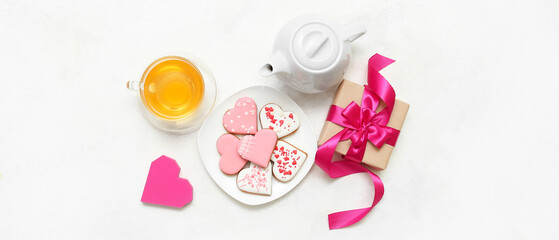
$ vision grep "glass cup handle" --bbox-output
[127,81,140,91]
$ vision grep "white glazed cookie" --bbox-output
[259,103,300,138]
[236,163,272,195]
[270,140,307,182]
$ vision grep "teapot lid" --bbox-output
[292,22,340,71]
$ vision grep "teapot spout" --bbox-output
[259,63,275,77]
[259,52,288,77]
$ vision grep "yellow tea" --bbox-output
[141,56,205,120]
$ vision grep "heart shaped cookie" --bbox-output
[223,97,257,134]
[237,163,272,195]
[217,134,247,175]
[259,103,300,138]
[271,141,308,182]
[141,155,193,208]
[237,129,277,168]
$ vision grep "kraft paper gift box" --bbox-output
[317,79,409,170]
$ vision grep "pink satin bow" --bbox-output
[315,54,399,230]
[326,88,400,162]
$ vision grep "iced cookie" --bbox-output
[217,134,247,175]
[223,97,257,134]
[271,141,307,182]
[237,129,277,168]
[259,103,300,138]
[237,163,272,195]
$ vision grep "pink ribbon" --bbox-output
[315,54,400,230]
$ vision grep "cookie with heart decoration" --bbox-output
[259,103,300,138]
[237,129,277,168]
[217,134,247,175]
[237,163,272,195]
[271,140,307,182]
[223,97,257,134]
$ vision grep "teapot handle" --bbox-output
[341,22,367,43]
[127,81,140,91]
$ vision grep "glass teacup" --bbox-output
[127,55,216,133]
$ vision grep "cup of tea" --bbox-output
[127,55,216,133]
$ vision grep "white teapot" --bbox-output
[259,15,366,93]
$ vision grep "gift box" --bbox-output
[317,79,409,170]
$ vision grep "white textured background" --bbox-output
[1,0,558,239]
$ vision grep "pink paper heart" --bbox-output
[217,134,247,174]
[223,97,257,134]
[141,155,193,208]
[237,129,277,168]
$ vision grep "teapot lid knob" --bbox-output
[292,23,340,71]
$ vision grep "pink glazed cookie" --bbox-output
[259,103,300,138]
[217,134,247,175]
[237,129,277,168]
[223,97,257,134]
